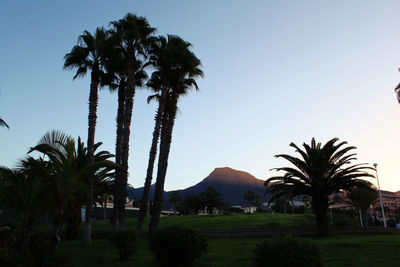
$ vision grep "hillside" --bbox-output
[129,167,269,206]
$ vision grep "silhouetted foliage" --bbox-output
[252,235,322,267]
[111,230,138,261]
[149,226,207,267]
[346,186,378,227]
[200,186,223,214]
[265,138,374,236]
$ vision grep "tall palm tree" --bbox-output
[0,117,9,129]
[346,186,378,227]
[149,41,203,233]
[108,13,155,231]
[136,35,193,232]
[265,138,374,236]
[63,27,109,244]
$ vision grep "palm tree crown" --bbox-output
[0,117,9,129]
[265,138,374,235]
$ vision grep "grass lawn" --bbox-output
[60,234,400,267]
[90,213,314,231]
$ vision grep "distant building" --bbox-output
[329,190,400,219]
[372,190,400,218]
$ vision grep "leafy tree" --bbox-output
[168,191,181,214]
[346,187,378,227]
[200,186,223,214]
[64,27,109,244]
[108,13,155,231]
[244,190,261,207]
[149,37,203,233]
[271,198,291,214]
[0,158,47,255]
[177,194,204,215]
[265,138,374,236]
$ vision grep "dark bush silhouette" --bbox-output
[111,230,138,261]
[149,226,207,267]
[253,235,322,267]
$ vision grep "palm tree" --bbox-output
[108,14,155,231]
[29,130,116,249]
[346,187,378,227]
[265,138,374,236]
[63,27,109,244]
[0,117,9,129]
[0,158,47,255]
[149,41,203,233]
[136,35,194,232]
[168,191,181,215]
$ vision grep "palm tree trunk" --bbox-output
[113,83,125,233]
[84,68,99,245]
[149,97,177,234]
[363,209,370,227]
[52,213,64,252]
[313,197,329,236]
[136,89,167,233]
[118,72,136,230]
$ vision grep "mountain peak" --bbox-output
[205,167,264,185]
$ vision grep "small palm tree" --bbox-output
[0,158,47,254]
[346,186,378,227]
[168,191,181,215]
[29,130,116,249]
[64,27,109,244]
[265,138,374,236]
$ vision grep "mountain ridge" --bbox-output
[128,167,269,206]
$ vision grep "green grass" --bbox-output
[90,213,314,231]
[60,234,400,267]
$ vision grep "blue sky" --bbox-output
[1,1,400,191]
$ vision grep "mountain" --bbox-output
[128,167,270,207]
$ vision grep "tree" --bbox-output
[177,194,204,215]
[137,35,194,232]
[168,191,181,214]
[0,158,47,255]
[109,13,155,231]
[29,130,116,249]
[265,138,374,236]
[0,117,9,129]
[244,190,261,207]
[149,37,203,233]
[64,27,109,244]
[200,186,223,214]
[346,187,378,227]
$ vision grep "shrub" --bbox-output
[111,230,138,261]
[252,235,322,267]
[333,217,353,226]
[28,233,72,267]
[0,247,23,267]
[386,218,397,228]
[149,226,207,267]
[0,226,16,249]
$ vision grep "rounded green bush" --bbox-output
[252,235,322,267]
[149,226,207,267]
[111,230,138,261]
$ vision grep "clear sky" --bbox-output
[1,1,400,192]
